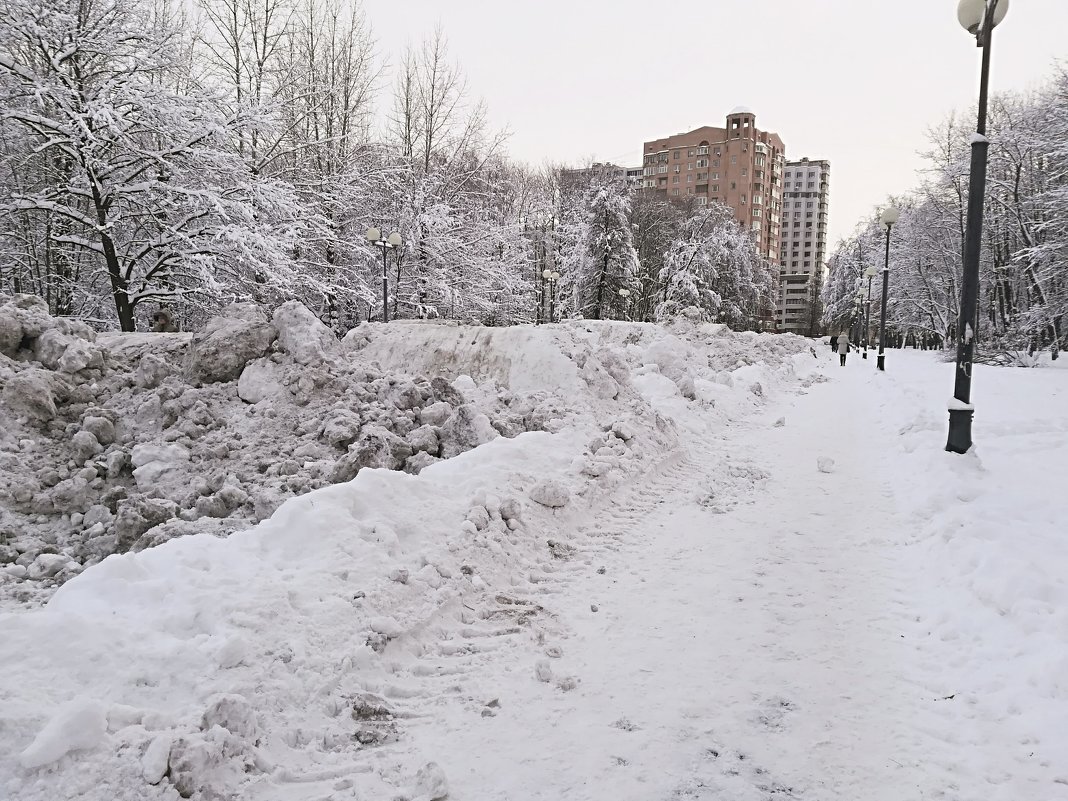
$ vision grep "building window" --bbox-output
[696,158,708,168]
[731,155,738,165]
[688,163,694,170]
[687,174,693,183]
[672,189,680,196]
[753,209,762,217]
[804,261,811,268]
[696,146,709,155]
[688,187,695,195]
[714,147,721,155]
[688,149,694,156]
[730,182,736,190]
[711,172,719,180]
[742,168,748,176]
[741,194,747,204]
[672,176,679,184]
[673,150,680,159]
[697,196,707,206]
[711,184,719,192]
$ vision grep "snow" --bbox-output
[1,325,1066,801]
[18,697,107,769]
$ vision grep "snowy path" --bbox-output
[352,356,1064,801]
[353,365,943,800]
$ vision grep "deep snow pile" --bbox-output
[0,304,819,801]
[0,296,654,608]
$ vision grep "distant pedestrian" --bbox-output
[151,306,177,332]
[835,333,850,366]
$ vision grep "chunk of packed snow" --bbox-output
[19,697,107,769]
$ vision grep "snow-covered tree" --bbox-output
[0,0,310,330]
[568,180,639,320]
[657,202,773,329]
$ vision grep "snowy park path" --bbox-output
[371,355,1065,801]
[382,363,962,801]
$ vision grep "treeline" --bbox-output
[823,66,1068,360]
[0,0,774,332]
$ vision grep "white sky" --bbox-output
[361,0,1066,246]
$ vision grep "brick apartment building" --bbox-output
[777,158,831,334]
[641,107,786,268]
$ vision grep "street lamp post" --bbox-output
[877,207,899,371]
[947,0,1008,453]
[618,287,631,321]
[540,268,551,325]
[862,266,877,359]
[546,271,560,322]
[853,295,863,346]
[365,227,402,322]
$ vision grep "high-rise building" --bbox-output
[777,158,830,335]
[641,108,786,268]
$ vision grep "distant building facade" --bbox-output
[777,158,830,335]
[558,162,634,191]
[640,108,785,268]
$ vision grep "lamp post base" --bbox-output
[877,353,885,371]
[946,408,974,454]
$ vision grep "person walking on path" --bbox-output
[836,332,851,366]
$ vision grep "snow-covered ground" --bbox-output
[1,321,1065,801]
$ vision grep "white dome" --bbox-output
[729,105,754,115]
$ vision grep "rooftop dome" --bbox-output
[729,105,755,115]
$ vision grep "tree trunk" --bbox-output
[90,182,136,331]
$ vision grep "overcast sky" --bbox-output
[362,0,1066,246]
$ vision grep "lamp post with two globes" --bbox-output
[862,265,877,359]
[365,228,402,322]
